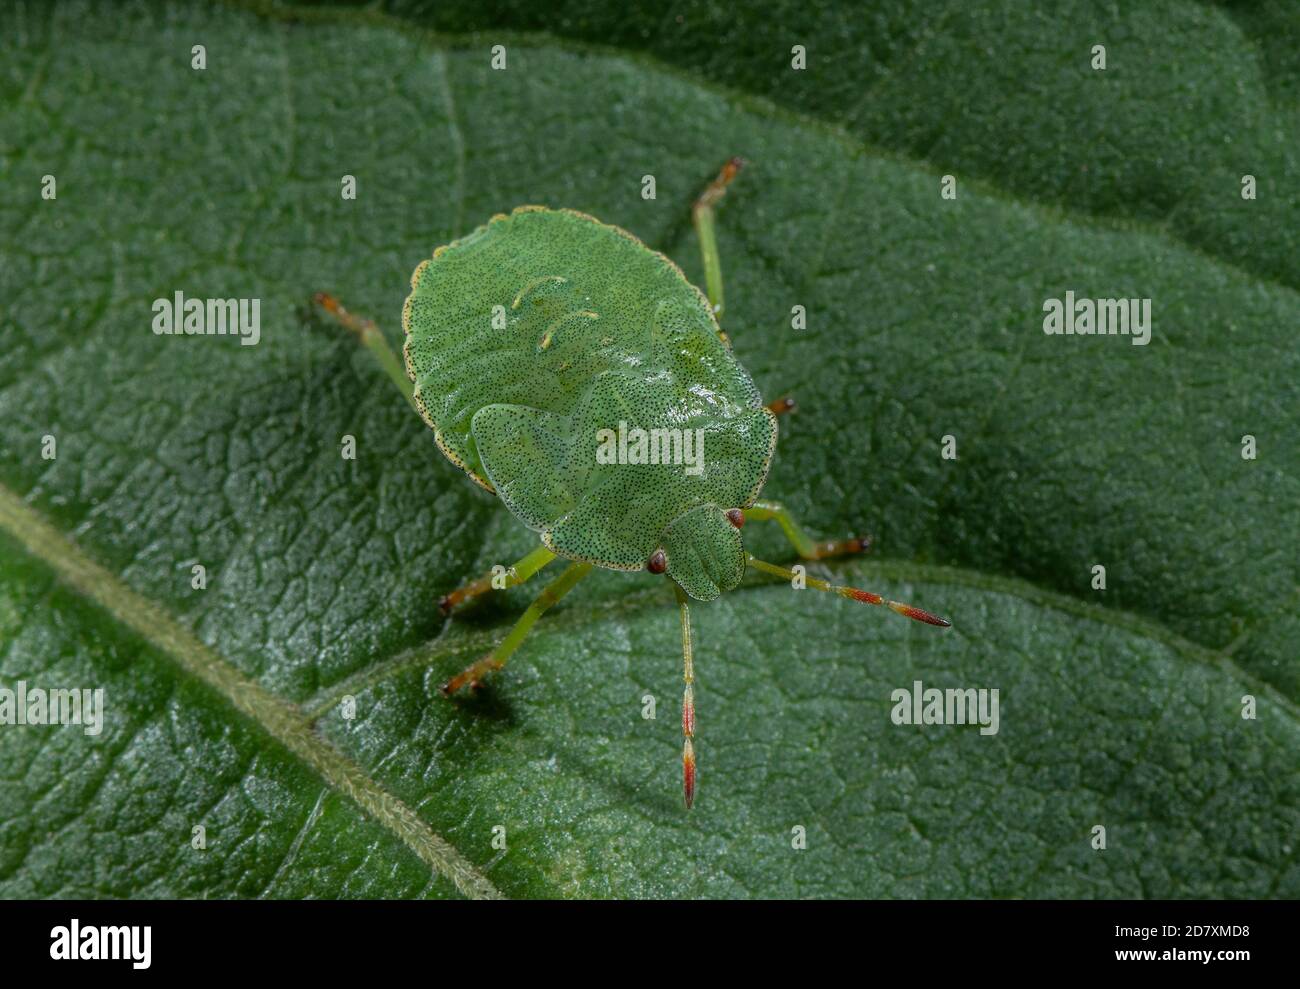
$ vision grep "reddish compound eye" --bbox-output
[726,508,745,529]
[647,548,667,574]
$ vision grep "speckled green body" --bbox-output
[402,206,777,601]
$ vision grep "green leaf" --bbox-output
[0,0,1296,898]
[307,0,1300,289]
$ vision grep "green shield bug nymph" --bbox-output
[315,159,949,809]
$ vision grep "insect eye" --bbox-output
[726,509,745,529]
[647,549,667,574]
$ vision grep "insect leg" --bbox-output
[747,555,950,628]
[440,561,593,695]
[312,292,418,413]
[746,500,870,560]
[674,585,698,809]
[439,544,557,615]
[692,157,745,329]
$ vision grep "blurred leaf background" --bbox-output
[0,0,1296,897]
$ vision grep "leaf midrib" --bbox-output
[6,469,1298,899]
[0,483,503,901]
[6,1,1297,899]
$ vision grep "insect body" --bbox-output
[404,204,774,600]
[315,159,948,809]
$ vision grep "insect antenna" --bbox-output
[673,585,697,809]
[746,555,951,627]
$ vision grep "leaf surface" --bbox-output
[0,0,1296,898]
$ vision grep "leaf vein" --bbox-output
[0,483,503,901]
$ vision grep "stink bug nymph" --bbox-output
[314,159,949,809]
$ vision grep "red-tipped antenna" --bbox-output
[673,586,697,809]
[746,555,951,627]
